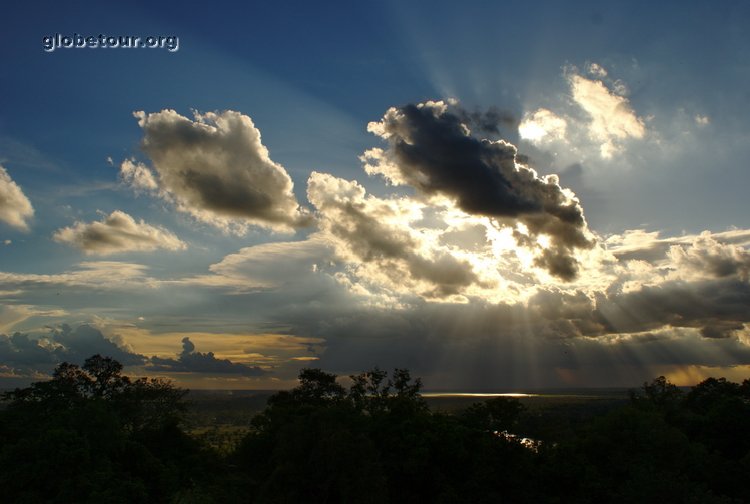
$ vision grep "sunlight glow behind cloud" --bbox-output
[518,109,567,143]
[2,58,749,389]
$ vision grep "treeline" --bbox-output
[1,357,749,502]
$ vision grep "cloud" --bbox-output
[0,332,59,375]
[126,109,312,233]
[666,232,750,282]
[518,108,567,143]
[0,324,145,379]
[602,279,750,340]
[0,304,67,333]
[567,71,645,158]
[0,164,34,230]
[0,261,154,290]
[149,336,267,376]
[605,228,750,265]
[52,324,146,365]
[587,62,608,79]
[520,230,750,341]
[280,273,750,388]
[362,100,594,280]
[695,114,710,126]
[454,106,517,135]
[236,217,750,386]
[519,63,647,162]
[308,171,480,298]
[106,325,327,372]
[3,97,748,389]
[119,159,158,192]
[3,227,750,388]
[53,210,187,255]
[205,234,335,291]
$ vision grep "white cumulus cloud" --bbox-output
[0,165,34,231]
[53,210,186,255]
[119,158,158,192]
[568,72,646,158]
[127,109,312,234]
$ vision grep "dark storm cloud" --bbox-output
[366,101,594,279]
[527,276,750,341]
[455,106,518,135]
[272,286,750,389]
[52,324,146,365]
[0,332,58,370]
[0,324,145,378]
[602,279,750,339]
[527,288,613,339]
[148,337,267,377]
[533,243,580,280]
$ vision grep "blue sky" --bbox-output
[2,0,750,389]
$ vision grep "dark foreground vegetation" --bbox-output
[2,356,750,503]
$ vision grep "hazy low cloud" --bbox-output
[0,261,154,290]
[53,210,187,255]
[149,336,267,376]
[0,304,67,333]
[277,291,750,389]
[127,109,312,233]
[362,100,594,280]
[205,235,335,291]
[0,165,34,231]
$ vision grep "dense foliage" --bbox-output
[2,357,750,502]
[231,368,537,503]
[0,355,213,503]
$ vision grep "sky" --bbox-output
[1,0,750,390]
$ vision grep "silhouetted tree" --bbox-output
[233,367,539,503]
[630,375,684,408]
[0,355,210,502]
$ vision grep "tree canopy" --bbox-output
[2,359,750,502]
[0,355,210,503]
